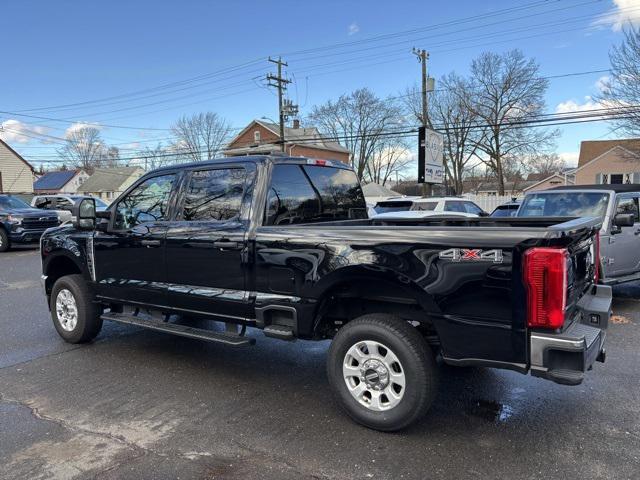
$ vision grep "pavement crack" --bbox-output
[0,392,149,457]
[0,344,86,372]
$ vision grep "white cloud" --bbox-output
[593,0,640,31]
[595,75,611,93]
[558,151,579,167]
[555,96,603,114]
[64,121,102,138]
[0,119,50,144]
[348,22,359,35]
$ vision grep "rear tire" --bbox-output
[327,313,437,431]
[0,229,10,252]
[50,274,103,343]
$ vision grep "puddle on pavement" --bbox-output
[467,400,514,423]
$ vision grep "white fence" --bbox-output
[461,194,518,212]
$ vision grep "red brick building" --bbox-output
[223,119,351,164]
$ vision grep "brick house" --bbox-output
[223,119,351,163]
[0,139,36,193]
[574,139,640,185]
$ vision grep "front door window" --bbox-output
[113,174,175,230]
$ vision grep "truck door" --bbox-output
[607,194,640,278]
[164,164,253,320]
[93,173,177,306]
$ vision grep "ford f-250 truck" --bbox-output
[39,155,611,431]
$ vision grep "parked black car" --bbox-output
[39,156,610,431]
[490,200,521,217]
[0,194,59,252]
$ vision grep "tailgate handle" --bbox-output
[141,239,162,248]
[213,240,240,250]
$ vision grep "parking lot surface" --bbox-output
[1,247,639,480]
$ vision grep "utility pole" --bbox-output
[413,48,432,196]
[267,57,292,152]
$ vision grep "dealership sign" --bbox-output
[418,127,444,184]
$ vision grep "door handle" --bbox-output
[141,239,162,248]
[212,240,240,250]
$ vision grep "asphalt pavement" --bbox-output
[1,246,639,480]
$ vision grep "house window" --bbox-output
[254,130,261,143]
[610,174,624,184]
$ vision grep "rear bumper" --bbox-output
[529,285,611,385]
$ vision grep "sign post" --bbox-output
[418,126,444,185]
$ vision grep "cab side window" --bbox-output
[615,197,639,223]
[462,201,483,215]
[444,201,466,213]
[113,174,176,230]
[182,168,246,222]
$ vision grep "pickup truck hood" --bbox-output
[2,208,58,219]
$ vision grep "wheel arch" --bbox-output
[43,253,85,296]
[309,266,440,339]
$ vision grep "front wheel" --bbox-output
[50,274,103,343]
[327,314,437,431]
[0,229,10,252]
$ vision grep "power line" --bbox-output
[20,105,640,165]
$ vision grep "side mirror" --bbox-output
[614,213,635,227]
[478,211,490,217]
[72,198,96,230]
[35,199,48,208]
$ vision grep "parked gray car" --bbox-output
[518,184,640,285]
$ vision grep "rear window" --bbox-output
[491,205,518,217]
[374,201,413,214]
[518,192,610,218]
[265,164,367,225]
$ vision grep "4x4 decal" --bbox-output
[439,248,504,263]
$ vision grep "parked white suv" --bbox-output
[372,196,487,219]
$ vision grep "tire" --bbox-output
[50,274,103,343]
[327,313,437,431]
[0,228,10,252]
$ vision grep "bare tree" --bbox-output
[57,126,106,171]
[171,112,232,162]
[365,137,412,186]
[463,50,557,195]
[524,153,567,177]
[307,88,404,181]
[136,144,172,170]
[597,26,640,136]
[405,74,483,194]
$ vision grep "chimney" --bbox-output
[292,119,300,129]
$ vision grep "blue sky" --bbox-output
[1,0,638,170]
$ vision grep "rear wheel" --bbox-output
[327,314,437,431]
[50,274,103,343]
[0,229,10,252]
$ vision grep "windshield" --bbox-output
[518,192,610,218]
[0,195,31,210]
[93,198,108,208]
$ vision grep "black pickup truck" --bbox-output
[40,155,611,431]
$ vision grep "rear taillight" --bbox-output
[523,247,568,330]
